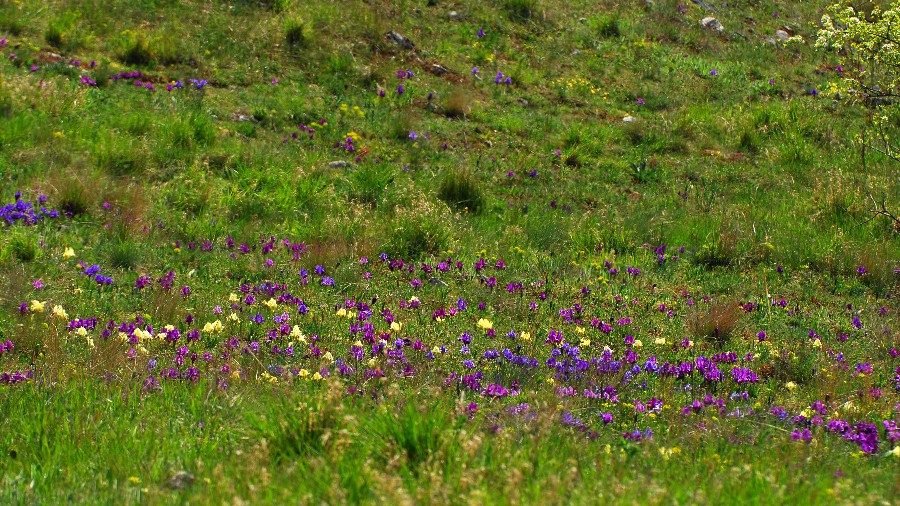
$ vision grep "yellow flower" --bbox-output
[298,369,309,378]
[575,326,586,335]
[654,338,667,346]
[229,293,239,303]
[476,318,493,330]
[86,337,95,348]
[203,320,224,333]
[336,308,347,317]
[323,351,334,362]
[786,381,798,391]
[889,446,900,458]
[75,327,88,337]
[390,321,402,333]
[264,298,278,310]
[312,372,323,381]
[52,305,68,320]
[367,358,377,368]
[431,346,441,354]
[633,340,643,348]
[291,325,304,339]
[228,313,239,322]
[521,332,532,342]
[129,476,140,484]
[580,338,591,348]
[30,300,46,313]
[62,247,75,259]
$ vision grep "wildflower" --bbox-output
[30,300,46,313]
[477,29,485,37]
[390,321,402,333]
[471,67,479,75]
[785,381,797,391]
[62,247,75,259]
[396,85,405,95]
[408,131,418,140]
[477,318,493,330]
[710,69,717,76]
[636,98,645,105]
[52,305,68,320]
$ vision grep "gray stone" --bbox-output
[328,161,352,168]
[701,17,724,32]
[385,31,414,50]
[166,471,194,490]
[774,29,790,42]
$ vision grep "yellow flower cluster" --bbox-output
[202,320,224,333]
[476,318,493,330]
[552,76,601,95]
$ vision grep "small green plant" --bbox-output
[437,169,484,213]
[628,158,659,183]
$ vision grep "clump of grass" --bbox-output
[694,228,740,268]
[8,230,38,263]
[504,0,539,22]
[0,83,12,118]
[442,89,472,119]
[345,164,394,208]
[383,200,451,260]
[437,169,484,214]
[688,302,742,347]
[121,36,152,66]
[285,17,311,49]
[54,174,93,217]
[44,12,83,51]
[107,239,140,270]
[593,14,622,38]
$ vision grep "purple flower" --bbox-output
[471,67,479,75]
[408,131,418,140]
[477,29,485,37]
[710,69,717,76]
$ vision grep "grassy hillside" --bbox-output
[0,0,898,503]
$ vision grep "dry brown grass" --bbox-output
[687,301,742,347]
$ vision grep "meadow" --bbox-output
[0,0,898,503]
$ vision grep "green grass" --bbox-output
[0,0,898,503]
